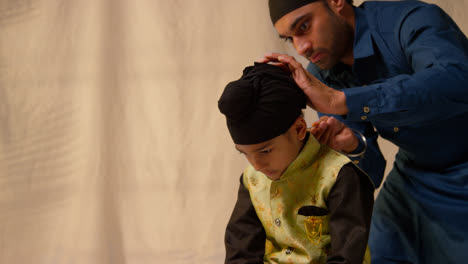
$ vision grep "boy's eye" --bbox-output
[261,149,272,154]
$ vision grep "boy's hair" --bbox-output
[218,63,306,145]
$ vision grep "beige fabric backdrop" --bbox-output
[0,0,466,263]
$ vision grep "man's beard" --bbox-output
[307,10,354,70]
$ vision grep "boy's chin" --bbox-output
[264,172,282,181]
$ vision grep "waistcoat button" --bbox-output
[274,218,281,227]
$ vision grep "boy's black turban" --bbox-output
[218,63,306,145]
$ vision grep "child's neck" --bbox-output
[298,132,310,153]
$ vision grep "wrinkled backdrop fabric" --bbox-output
[0,0,466,263]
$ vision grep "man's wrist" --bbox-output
[342,134,359,153]
[343,129,367,158]
[331,90,349,116]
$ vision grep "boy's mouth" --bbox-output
[264,170,281,180]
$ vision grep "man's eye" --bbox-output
[299,22,309,32]
[261,149,272,154]
[283,37,293,43]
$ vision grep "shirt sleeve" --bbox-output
[318,112,386,188]
[225,174,266,264]
[345,4,468,124]
[326,163,375,264]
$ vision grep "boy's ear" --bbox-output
[295,116,307,141]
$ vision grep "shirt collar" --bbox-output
[308,6,376,86]
[353,6,375,60]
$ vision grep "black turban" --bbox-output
[269,0,318,25]
[218,63,307,145]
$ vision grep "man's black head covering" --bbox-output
[218,63,307,145]
[269,0,318,25]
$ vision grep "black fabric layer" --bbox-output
[218,63,306,145]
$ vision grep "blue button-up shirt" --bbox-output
[307,1,468,262]
[308,0,468,187]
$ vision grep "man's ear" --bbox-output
[327,0,346,14]
[294,116,307,141]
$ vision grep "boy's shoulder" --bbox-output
[242,141,353,188]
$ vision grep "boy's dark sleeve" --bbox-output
[225,174,266,264]
[326,163,375,264]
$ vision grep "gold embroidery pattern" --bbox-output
[271,185,280,199]
[304,217,323,245]
[310,194,318,204]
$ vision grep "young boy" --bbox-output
[218,63,374,264]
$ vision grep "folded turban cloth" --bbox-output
[218,63,307,145]
[269,0,318,25]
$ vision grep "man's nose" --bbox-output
[294,37,312,57]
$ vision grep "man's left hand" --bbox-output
[310,116,358,153]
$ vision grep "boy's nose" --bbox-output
[251,158,267,172]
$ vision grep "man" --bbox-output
[259,0,468,263]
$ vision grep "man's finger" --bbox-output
[261,52,284,62]
[278,55,302,69]
[311,126,325,142]
[327,117,343,135]
[315,123,331,144]
[256,57,269,63]
[256,53,285,63]
[321,126,332,146]
[318,116,329,122]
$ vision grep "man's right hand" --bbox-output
[257,53,349,115]
[310,116,359,154]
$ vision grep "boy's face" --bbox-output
[235,117,307,180]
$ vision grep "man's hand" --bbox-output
[257,53,348,115]
[310,116,359,153]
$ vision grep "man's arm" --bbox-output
[225,174,266,264]
[260,4,468,122]
[312,114,386,188]
[326,163,375,264]
[344,4,468,124]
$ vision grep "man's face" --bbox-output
[274,1,353,69]
[235,125,304,181]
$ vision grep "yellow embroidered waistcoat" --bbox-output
[243,135,371,264]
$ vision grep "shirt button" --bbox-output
[285,247,293,254]
[274,218,281,227]
[394,127,399,133]
[363,107,370,113]
[353,160,360,164]
[361,116,367,120]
